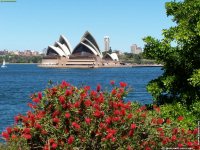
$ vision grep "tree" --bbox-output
[143,0,200,106]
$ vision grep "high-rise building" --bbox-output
[104,36,110,52]
[131,44,142,54]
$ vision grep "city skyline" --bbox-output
[0,0,174,52]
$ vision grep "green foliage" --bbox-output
[143,0,200,106]
[160,103,197,130]
[0,55,42,64]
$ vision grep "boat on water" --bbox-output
[1,59,7,68]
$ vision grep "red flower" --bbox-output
[59,95,65,104]
[72,122,80,130]
[111,89,117,95]
[23,128,31,134]
[32,97,40,103]
[51,143,57,149]
[157,118,164,124]
[127,113,133,119]
[130,123,136,130]
[166,118,171,124]
[178,143,183,148]
[22,134,32,140]
[35,123,42,129]
[38,92,42,100]
[53,118,60,124]
[171,135,176,141]
[85,118,91,124]
[110,80,115,85]
[84,86,90,91]
[96,84,101,92]
[65,112,70,119]
[177,116,184,121]
[2,132,9,140]
[187,141,193,147]
[68,135,74,144]
[84,99,92,107]
[61,81,70,88]
[119,82,127,88]
[93,110,102,117]
[65,90,72,96]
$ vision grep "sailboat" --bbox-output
[1,59,7,68]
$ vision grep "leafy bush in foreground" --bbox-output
[1,81,200,149]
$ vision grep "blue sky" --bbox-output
[0,0,174,52]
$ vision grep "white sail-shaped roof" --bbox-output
[55,42,71,56]
[47,46,66,57]
[105,53,119,61]
[59,35,72,53]
[72,31,101,57]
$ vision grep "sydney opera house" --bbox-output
[39,31,120,68]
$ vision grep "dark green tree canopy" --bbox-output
[143,0,200,106]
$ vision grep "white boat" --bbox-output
[1,59,7,68]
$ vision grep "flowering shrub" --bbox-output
[1,81,200,149]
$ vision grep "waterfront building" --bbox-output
[131,44,142,54]
[39,31,119,68]
[104,36,110,52]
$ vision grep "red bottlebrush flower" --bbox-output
[128,130,134,137]
[145,147,151,150]
[177,116,184,121]
[38,92,42,100]
[49,138,55,144]
[32,97,40,103]
[114,110,121,115]
[171,135,176,141]
[22,134,32,140]
[35,123,42,129]
[110,80,115,85]
[166,118,171,124]
[65,90,72,96]
[157,118,164,124]
[193,128,198,134]
[23,128,31,134]
[61,81,70,88]
[53,118,60,124]
[84,99,92,107]
[130,123,136,130]
[14,115,21,123]
[59,95,65,104]
[84,86,90,91]
[11,134,17,140]
[157,127,163,132]
[111,89,117,95]
[2,132,9,140]
[72,122,80,130]
[187,141,193,147]
[105,117,112,124]
[68,135,74,145]
[172,128,178,134]
[65,112,70,119]
[85,118,91,124]
[127,113,133,119]
[6,127,12,134]
[41,130,48,135]
[96,84,101,92]
[51,143,57,149]
[74,101,80,108]
[119,82,127,88]
[52,110,60,118]
[178,143,183,148]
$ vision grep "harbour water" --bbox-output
[0,64,163,137]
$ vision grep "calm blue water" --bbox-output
[0,64,163,137]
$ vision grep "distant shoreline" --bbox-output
[6,63,163,67]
